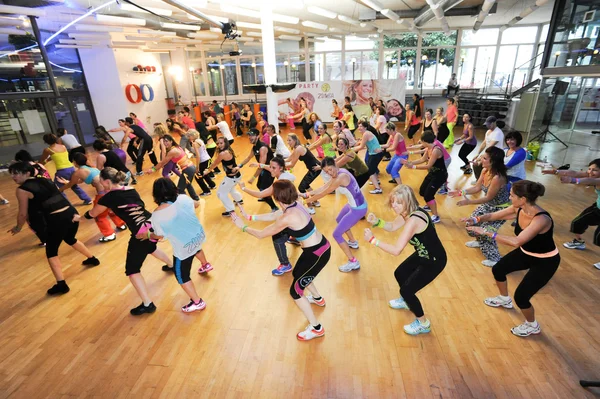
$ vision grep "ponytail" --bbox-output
[100,167,127,184]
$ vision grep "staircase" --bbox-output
[0,115,22,147]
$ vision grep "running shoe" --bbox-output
[431,215,441,224]
[484,296,514,308]
[481,259,497,267]
[99,233,116,242]
[0,199,8,205]
[388,179,398,184]
[404,319,431,335]
[222,211,233,217]
[389,297,409,310]
[200,192,211,197]
[162,265,173,272]
[438,186,449,195]
[131,179,138,185]
[271,207,280,213]
[182,298,206,313]
[422,205,431,212]
[463,168,473,175]
[135,171,144,176]
[287,237,301,246]
[307,207,316,215]
[338,259,360,272]
[306,295,326,307]
[563,238,586,250]
[198,263,213,273]
[312,201,321,207]
[272,263,292,276]
[346,240,359,249]
[130,302,156,316]
[297,324,325,341]
[117,225,127,231]
[369,188,383,194]
[460,165,467,170]
[594,262,600,270]
[83,200,93,205]
[82,256,100,266]
[465,240,481,248]
[511,321,541,337]
[47,282,70,295]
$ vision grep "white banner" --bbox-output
[277,79,406,125]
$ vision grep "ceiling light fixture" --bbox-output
[275,27,301,34]
[279,35,302,41]
[0,5,46,17]
[337,15,359,25]
[246,31,262,37]
[220,5,261,19]
[301,20,328,30]
[236,21,262,30]
[187,31,220,39]
[360,0,383,12]
[307,6,337,19]
[76,24,123,32]
[55,44,92,49]
[160,22,200,31]
[273,14,300,24]
[138,29,176,36]
[95,14,146,26]
[118,3,172,16]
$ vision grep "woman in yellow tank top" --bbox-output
[40,133,92,204]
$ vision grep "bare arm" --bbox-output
[365,216,424,256]
[39,148,51,165]
[58,169,84,192]
[9,188,30,234]
[285,147,301,168]
[465,175,503,205]
[96,153,106,170]
[469,213,551,248]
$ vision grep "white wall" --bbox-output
[79,47,169,141]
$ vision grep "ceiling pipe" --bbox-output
[473,0,496,32]
[161,0,225,30]
[499,0,550,32]
[426,0,450,34]
[0,5,46,18]
[414,0,464,27]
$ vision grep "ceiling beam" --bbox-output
[374,5,490,20]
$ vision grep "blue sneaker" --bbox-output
[272,263,292,276]
[438,186,449,195]
[403,319,431,335]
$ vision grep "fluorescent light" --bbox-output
[76,24,123,32]
[69,33,110,39]
[246,31,262,37]
[143,49,170,53]
[236,21,262,30]
[169,39,204,44]
[112,41,147,46]
[109,45,140,49]
[59,39,100,45]
[360,0,383,12]
[0,5,46,17]
[279,35,302,41]
[301,21,328,30]
[138,29,176,36]
[380,9,400,21]
[359,22,366,27]
[337,15,359,24]
[160,22,200,31]
[205,14,230,23]
[119,3,172,16]
[55,44,92,49]
[95,14,146,26]
[187,32,220,39]
[238,37,254,42]
[221,4,260,18]
[243,42,262,47]
[273,14,299,24]
[0,28,28,35]
[126,35,160,41]
[275,27,301,34]
[307,6,337,19]
[209,27,222,33]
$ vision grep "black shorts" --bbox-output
[125,236,158,276]
[45,207,79,258]
[174,253,198,284]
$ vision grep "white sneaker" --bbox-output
[431,215,441,224]
[296,324,325,341]
[403,319,431,335]
[312,201,321,208]
[465,240,481,248]
[346,240,359,249]
[307,207,316,215]
[98,233,116,243]
[306,295,326,307]
[389,297,409,309]
[511,321,541,337]
[484,295,514,308]
[594,262,600,270]
[369,188,383,194]
[481,259,497,267]
[338,259,360,272]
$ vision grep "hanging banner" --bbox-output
[276,79,406,124]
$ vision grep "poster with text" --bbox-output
[277,79,406,125]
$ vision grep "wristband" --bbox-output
[491,232,497,240]
[375,239,380,247]
[246,215,255,221]
[409,151,413,155]
[242,225,248,232]
[147,231,152,240]
[411,165,416,169]
[375,218,385,228]
[461,189,466,197]
[84,210,93,220]
[152,166,156,172]
[368,236,376,244]
[238,164,243,168]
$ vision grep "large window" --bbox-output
[0,30,51,93]
[240,57,255,94]
[383,33,417,89]
[42,31,87,91]
[325,52,342,80]
[420,31,457,89]
[461,29,499,46]
[206,58,222,96]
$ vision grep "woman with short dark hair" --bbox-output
[504,131,526,184]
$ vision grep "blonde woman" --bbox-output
[364,184,447,336]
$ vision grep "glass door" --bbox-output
[69,96,96,144]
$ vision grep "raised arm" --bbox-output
[366,212,407,232]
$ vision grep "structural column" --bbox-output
[260,3,279,131]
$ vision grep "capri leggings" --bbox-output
[386,154,408,179]
[492,248,560,309]
[458,143,476,167]
[272,232,290,265]
[570,203,600,246]
[394,251,446,317]
[290,236,331,300]
[124,236,158,276]
[419,170,448,203]
[407,124,420,140]
[298,170,320,193]
[173,252,198,284]
[45,207,79,258]
[333,204,367,243]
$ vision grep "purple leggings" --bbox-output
[162,161,181,178]
[55,167,91,202]
[333,204,367,243]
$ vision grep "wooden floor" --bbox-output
[0,127,599,398]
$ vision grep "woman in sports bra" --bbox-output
[153,124,180,179]
[364,184,446,336]
[203,137,244,216]
[39,133,92,204]
[301,157,367,273]
[285,133,321,213]
[58,153,127,242]
[231,180,331,341]
[466,180,560,337]
[146,134,199,201]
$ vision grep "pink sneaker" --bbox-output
[198,263,213,274]
[182,298,206,313]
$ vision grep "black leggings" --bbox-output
[206,146,220,173]
[298,170,320,193]
[458,143,476,166]
[272,232,290,265]
[135,138,158,173]
[45,208,79,258]
[28,209,47,244]
[257,169,276,209]
[301,118,312,141]
[235,119,244,136]
[290,236,331,299]
[178,165,199,200]
[174,254,196,284]
[365,152,384,176]
[570,203,600,246]
[419,170,448,203]
[125,236,158,276]
[68,146,86,162]
[492,249,560,309]
[407,124,420,139]
[395,252,446,317]
[127,139,138,163]
[355,172,371,188]
[195,160,215,194]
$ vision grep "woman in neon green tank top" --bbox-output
[307,123,336,158]
[39,133,91,204]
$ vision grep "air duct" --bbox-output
[473,0,495,32]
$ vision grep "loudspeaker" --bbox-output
[552,80,569,95]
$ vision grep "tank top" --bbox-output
[194,139,211,162]
[60,134,80,150]
[281,202,316,242]
[482,174,510,207]
[464,124,477,146]
[408,209,446,262]
[221,152,241,178]
[365,135,381,156]
[20,178,71,217]
[423,119,434,134]
[434,140,451,161]
[446,106,457,124]
[344,150,369,176]
[49,148,72,170]
[394,136,407,156]
[322,133,336,157]
[253,140,274,164]
[336,169,367,209]
[247,111,257,127]
[346,112,355,130]
[410,111,420,126]
[427,144,447,174]
[80,165,100,185]
[515,208,557,254]
[299,147,319,171]
[171,147,186,166]
[437,117,449,137]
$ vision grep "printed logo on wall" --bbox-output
[125,84,154,103]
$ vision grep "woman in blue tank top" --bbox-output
[353,120,384,195]
[300,157,367,274]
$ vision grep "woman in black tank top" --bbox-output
[285,133,321,212]
[435,107,450,144]
[203,137,244,215]
[422,109,438,137]
[465,180,560,337]
[364,184,446,336]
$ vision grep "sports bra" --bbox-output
[282,202,316,241]
[171,147,186,164]
[515,208,557,254]
[80,165,100,185]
